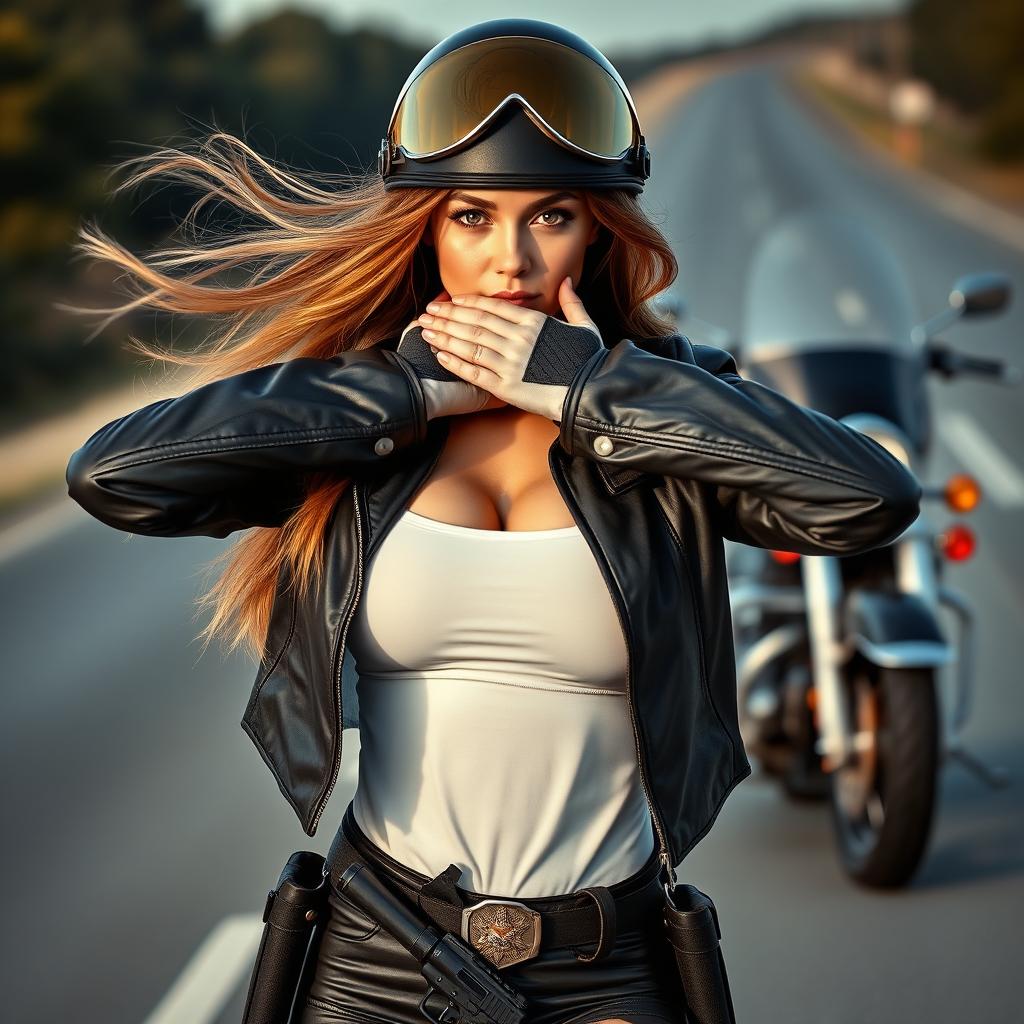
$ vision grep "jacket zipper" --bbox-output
[547,441,678,887]
[310,477,366,836]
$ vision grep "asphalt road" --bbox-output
[2,51,1021,1024]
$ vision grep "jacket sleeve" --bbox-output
[66,346,429,538]
[557,337,922,556]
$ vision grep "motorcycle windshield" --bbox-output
[739,205,929,454]
[742,205,918,357]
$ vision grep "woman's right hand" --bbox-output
[396,292,508,420]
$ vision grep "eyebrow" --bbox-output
[448,191,580,213]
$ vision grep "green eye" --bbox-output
[447,207,575,229]
[537,209,572,226]
[449,208,485,228]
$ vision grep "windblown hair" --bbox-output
[68,131,679,664]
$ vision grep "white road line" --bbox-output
[0,495,81,565]
[795,59,1024,254]
[906,165,1024,255]
[141,914,264,1024]
[937,410,1024,508]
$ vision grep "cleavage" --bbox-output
[405,411,573,531]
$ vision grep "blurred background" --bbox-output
[2,1,1021,1022]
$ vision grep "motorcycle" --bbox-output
[652,204,1017,888]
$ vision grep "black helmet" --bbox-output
[378,18,651,194]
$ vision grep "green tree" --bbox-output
[0,1,422,428]
[907,0,1024,160]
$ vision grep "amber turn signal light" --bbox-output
[945,474,980,512]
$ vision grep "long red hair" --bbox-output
[67,131,678,661]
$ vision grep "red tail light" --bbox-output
[938,523,976,561]
[769,550,801,565]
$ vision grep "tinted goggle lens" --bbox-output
[390,37,638,160]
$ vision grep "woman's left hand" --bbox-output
[415,276,604,422]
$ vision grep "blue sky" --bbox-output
[198,0,905,54]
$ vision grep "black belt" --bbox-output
[325,808,663,968]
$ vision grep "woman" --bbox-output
[65,19,921,1024]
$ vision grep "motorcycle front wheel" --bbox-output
[828,665,940,888]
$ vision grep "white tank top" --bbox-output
[348,507,656,899]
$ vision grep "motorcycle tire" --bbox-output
[828,665,940,888]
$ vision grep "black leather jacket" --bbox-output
[66,331,921,877]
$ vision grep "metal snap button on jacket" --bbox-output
[64,330,923,867]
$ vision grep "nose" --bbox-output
[493,222,531,280]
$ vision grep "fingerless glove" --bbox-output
[396,325,462,383]
[522,318,604,386]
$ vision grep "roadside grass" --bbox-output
[790,65,1024,218]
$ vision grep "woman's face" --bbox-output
[425,189,600,318]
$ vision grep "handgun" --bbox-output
[336,861,529,1024]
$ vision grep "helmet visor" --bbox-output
[390,37,638,161]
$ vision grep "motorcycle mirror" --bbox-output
[911,269,1013,344]
[949,271,1012,317]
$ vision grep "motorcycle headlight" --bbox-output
[864,431,911,467]
[838,414,913,469]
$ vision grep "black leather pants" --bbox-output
[295,803,686,1024]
